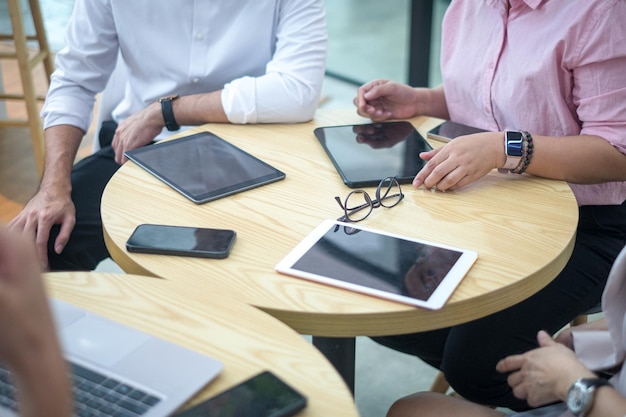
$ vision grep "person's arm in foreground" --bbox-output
[497,330,626,416]
[0,227,72,417]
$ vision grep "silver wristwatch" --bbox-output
[566,377,610,417]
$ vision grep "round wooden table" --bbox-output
[44,272,359,417]
[101,108,578,389]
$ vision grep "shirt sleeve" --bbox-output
[572,1,626,156]
[221,0,327,124]
[572,330,619,371]
[40,0,119,132]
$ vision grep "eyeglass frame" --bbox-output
[335,176,404,223]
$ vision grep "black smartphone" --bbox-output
[126,224,236,259]
[427,120,487,142]
[174,371,307,417]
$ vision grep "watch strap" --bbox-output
[581,377,611,390]
[159,95,180,131]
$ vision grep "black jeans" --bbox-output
[47,122,120,271]
[372,200,626,411]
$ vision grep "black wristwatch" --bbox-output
[497,130,524,173]
[158,95,180,131]
[566,377,611,417]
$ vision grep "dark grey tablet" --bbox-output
[313,121,433,188]
[124,132,285,204]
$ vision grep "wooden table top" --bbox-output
[44,272,359,416]
[102,108,578,337]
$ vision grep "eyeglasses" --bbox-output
[335,176,404,222]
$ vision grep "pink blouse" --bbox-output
[440,0,626,206]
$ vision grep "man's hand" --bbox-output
[112,102,164,164]
[8,189,75,268]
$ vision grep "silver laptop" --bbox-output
[0,298,223,417]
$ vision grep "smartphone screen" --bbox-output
[427,121,487,142]
[174,371,307,417]
[126,224,236,259]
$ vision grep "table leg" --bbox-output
[312,336,356,395]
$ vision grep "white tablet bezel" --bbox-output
[275,220,478,310]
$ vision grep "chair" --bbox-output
[429,305,603,394]
[0,0,54,176]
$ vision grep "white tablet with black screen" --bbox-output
[275,220,478,310]
[124,132,285,204]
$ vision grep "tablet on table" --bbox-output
[313,121,433,188]
[124,132,285,204]
[275,220,478,310]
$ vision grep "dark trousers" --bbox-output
[47,122,120,271]
[372,200,626,411]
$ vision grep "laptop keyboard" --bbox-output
[0,361,161,416]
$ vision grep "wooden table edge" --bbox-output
[104,227,575,337]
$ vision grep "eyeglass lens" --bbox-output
[336,176,403,222]
[376,177,403,208]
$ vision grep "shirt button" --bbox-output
[195,33,204,40]
[193,78,199,83]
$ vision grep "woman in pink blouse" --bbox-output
[354,0,626,411]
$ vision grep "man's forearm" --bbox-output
[40,125,85,192]
[168,90,228,125]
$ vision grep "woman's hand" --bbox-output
[413,132,503,191]
[497,330,595,408]
[354,80,427,121]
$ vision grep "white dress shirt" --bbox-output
[41,0,327,135]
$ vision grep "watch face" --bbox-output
[567,390,586,413]
[505,131,524,157]
[567,381,591,415]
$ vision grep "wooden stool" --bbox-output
[0,0,54,176]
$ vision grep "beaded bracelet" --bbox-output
[511,131,534,174]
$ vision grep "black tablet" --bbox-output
[313,121,433,188]
[124,132,285,204]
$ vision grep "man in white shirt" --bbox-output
[9,0,327,270]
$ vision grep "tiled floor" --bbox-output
[1,1,450,416]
